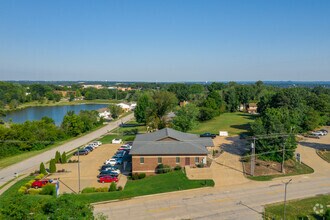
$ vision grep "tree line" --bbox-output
[0,110,102,159]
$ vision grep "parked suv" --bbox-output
[73,149,89,156]
[200,133,216,139]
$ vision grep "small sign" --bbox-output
[219,131,228,136]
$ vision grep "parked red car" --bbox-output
[31,179,50,188]
[99,176,118,183]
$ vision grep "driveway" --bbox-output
[186,136,250,187]
[0,113,134,191]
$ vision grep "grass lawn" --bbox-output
[247,160,314,181]
[98,119,147,144]
[189,112,255,136]
[265,194,330,219]
[1,171,214,206]
[317,150,330,163]
[77,171,214,204]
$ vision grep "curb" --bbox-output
[91,186,214,206]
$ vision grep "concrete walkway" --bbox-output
[186,136,250,187]
[0,113,134,194]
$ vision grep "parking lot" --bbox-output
[50,143,131,194]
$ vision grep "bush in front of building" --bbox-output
[138,173,146,179]
[174,165,182,171]
[40,184,56,196]
[156,164,172,174]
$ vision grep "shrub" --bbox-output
[28,188,42,195]
[138,173,146,179]
[131,173,139,180]
[18,186,27,194]
[49,159,56,173]
[55,151,61,163]
[61,152,67,163]
[95,187,108,192]
[117,186,123,191]
[82,187,96,194]
[196,163,204,168]
[156,164,171,174]
[39,162,47,175]
[24,182,32,189]
[40,184,56,196]
[123,128,138,135]
[35,173,45,180]
[325,209,330,219]
[109,182,117,192]
[174,165,182,171]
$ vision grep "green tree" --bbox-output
[49,159,56,173]
[172,104,199,132]
[55,151,61,163]
[39,162,47,175]
[109,104,123,119]
[61,152,67,164]
[134,93,151,123]
[61,111,84,136]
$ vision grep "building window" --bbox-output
[195,157,199,163]
[140,157,144,164]
[176,157,180,164]
[158,157,162,164]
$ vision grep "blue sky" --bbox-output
[0,0,329,81]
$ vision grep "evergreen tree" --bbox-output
[55,151,61,163]
[49,159,56,173]
[39,162,47,175]
[61,152,67,164]
[109,182,117,192]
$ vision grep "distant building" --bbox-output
[116,103,131,112]
[82,84,103,89]
[97,108,111,120]
[130,128,213,175]
[247,103,258,114]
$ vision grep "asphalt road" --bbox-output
[0,113,134,188]
[94,175,330,220]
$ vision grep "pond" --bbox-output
[3,104,108,126]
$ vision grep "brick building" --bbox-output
[130,128,214,174]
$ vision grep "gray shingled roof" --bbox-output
[130,128,213,155]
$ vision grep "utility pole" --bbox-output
[282,141,286,174]
[283,179,292,220]
[77,147,81,193]
[251,138,256,176]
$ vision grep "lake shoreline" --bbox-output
[3,99,119,113]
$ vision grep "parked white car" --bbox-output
[93,141,102,146]
[102,167,121,174]
[119,144,132,150]
[88,143,98,149]
[112,138,123,144]
[104,158,117,166]
[311,131,324,136]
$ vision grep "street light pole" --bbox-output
[77,147,81,193]
[283,179,292,220]
[251,137,256,176]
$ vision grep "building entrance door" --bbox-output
[185,157,190,165]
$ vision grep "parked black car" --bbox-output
[73,149,89,156]
[200,133,216,139]
[85,146,94,152]
[98,170,119,178]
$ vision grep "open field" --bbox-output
[265,194,330,219]
[189,112,255,136]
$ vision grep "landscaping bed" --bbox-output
[243,159,314,181]
[317,150,330,163]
